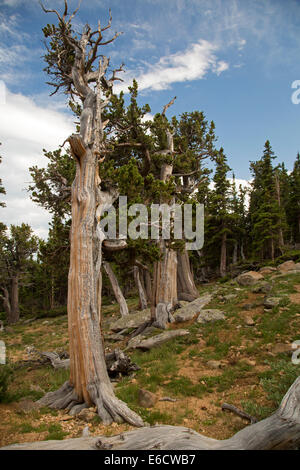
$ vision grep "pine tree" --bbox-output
[287,153,300,244]
[205,148,231,277]
[249,140,284,260]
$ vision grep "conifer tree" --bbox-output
[249,140,284,260]
[205,148,231,277]
[287,153,300,244]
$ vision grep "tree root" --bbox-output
[37,380,144,427]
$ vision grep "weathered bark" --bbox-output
[37,5,143,427]
[177,250,198,300]
[151,240,177,327]
[220,231,227,278]
[143,268,153,303]
[9,274,20,324]
[4,375,300,450]
[103,261,129,317]
[133,266,148,310]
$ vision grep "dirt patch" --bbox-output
[290,285,300,304]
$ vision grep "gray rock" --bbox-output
[278,260,296,273]
[223,294,237,302]
[17,398,42,413]
[259,266,277,275]
[206,360,222,369]
[78,408,97,423]
[110,309,151,332]
[236,271,264,286]
[197,309,226,324]
[264,297,281,309]
[252,282,272,294]
[69,403,89,416]
[173,294,212,323]
[138,389,158,408]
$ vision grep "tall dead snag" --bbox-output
[133,266,148,310]
[103,261,129,317]
[38,1,143,426]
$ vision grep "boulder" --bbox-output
[78,408,97,423]
[173,294,212,323]
[110,309,151,332]
[138,389,158,408]
[295,263,300,271]
[259,267,277,275]
[264,297,281,309]
[252,282,272,294]
[197,309,226,325]
[278,261,296,273]
[236,271,264,286]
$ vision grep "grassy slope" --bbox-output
[1,273,300,446]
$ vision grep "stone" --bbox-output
[252,282,272,294]
[278,261,296,273]
[173,294,212,323]
[78,408,97,423]
[264,297,281,309]
[236,271,264,286]
[69,403,89,416]
[110,309,151,332]
[270,343,292,355]
[259,266,277,275]
[138,389,158,408]
[223,294,237,302]
[207,360,222,369]
[197,309,226,324]
[295,263,300,271]
[244,316,255,326]
[243,359,256,367]
[17,398,42,413]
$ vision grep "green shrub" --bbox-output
[0,365,13,402]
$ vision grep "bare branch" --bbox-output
[162,96,177,117]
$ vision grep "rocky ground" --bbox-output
[1,260,300,447]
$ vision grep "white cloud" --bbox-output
[0,88,74,238]
[115,39,229,93]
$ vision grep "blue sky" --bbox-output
[0,0,300,236]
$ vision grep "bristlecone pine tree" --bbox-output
[37,1,143,426]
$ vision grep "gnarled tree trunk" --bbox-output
[151,240,177,328]
[37,5,143,427]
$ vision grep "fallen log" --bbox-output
[1,375,300,450]
[16,348,138,377]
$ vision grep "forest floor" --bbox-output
[1,272,300,447]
